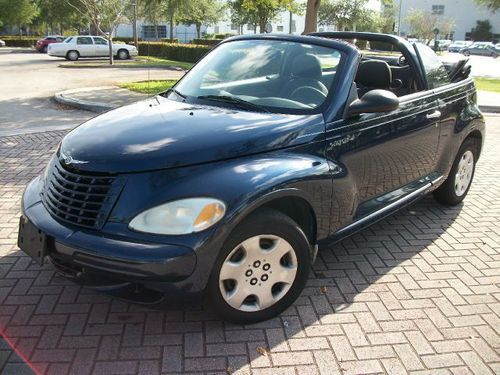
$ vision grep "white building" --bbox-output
[395,0,500,41]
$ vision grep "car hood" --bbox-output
[59,96,325,173]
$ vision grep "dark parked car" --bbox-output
[18,32,484,323]
[35,35,64,53]
[460,43,499,58]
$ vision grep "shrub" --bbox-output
[159,38,180,44]
[0,36,40,47]
[138,42,212,62]
[191,38,221,46]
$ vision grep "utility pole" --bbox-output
[397,0,403,36]
[133,1,138,47]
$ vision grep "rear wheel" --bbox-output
[117,49,129,60]
[433,139,477,206]
[206,209,311,323]
[41,46,47,53]
[66,50,79,61]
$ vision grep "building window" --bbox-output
[277,25,284,32]
[230,24,238,31]
[214,26,220,33]
[432,5,444,15]
[247,24,256,31]
[142,25,167,39]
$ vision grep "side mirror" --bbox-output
[347,89,399,116]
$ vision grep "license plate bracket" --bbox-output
[17,217,49,265]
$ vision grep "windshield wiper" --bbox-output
[197,95,270,113]
[164,88,187,100]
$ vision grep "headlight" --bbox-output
[129,198,226,235]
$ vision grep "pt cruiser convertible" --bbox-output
[19,32,485,323]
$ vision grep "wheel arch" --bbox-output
[464,129,483,158]
[226,189,319,247]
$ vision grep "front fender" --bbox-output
[108,148,332,244]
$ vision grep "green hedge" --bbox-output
[191,38,221,46]
[138,42,211,62]
[0,36,40,47]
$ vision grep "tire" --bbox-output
[66,50,79,61]
[117,49,129,60]
[206,209,312,323]
[433,138,477,206]
[41,46,47,53]
[463,50,470,56]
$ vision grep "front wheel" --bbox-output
[206,209,312,323]
[433,139,477,206]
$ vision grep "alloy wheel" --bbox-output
[454,150,474,197]
[218,235,298,312]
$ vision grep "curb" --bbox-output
[479,105,500,114]
[54,87,117,112]
[58,63,185,71]
[55,87,500,114]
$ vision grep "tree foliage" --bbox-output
[318,0,371,31]
[0,0,38,30]
[178,0,226,38]
[474,0,499,12]
[471,20,493,40]
[230,0,301,33]
[405,8,455,42]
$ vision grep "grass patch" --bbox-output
[136,56,194,70]
[474,77,500,93]
[118,80,177,95]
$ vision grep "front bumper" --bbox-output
[20,177,201,296]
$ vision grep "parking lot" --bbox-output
[0,48,499,374]
[0,48,184,136]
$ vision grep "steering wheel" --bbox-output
[290,86,327,107]
[398,55,408,66]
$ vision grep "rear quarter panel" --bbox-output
[433,79,485,181]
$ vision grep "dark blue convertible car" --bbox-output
[18,32,485,323]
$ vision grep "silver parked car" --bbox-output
[460,43,499,58]
[48,35,138,61]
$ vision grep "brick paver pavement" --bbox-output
[0,118,499,375]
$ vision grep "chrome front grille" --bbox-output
[41,158,120,229]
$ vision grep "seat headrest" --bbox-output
[356,60,392,89]
[290,53,323,80]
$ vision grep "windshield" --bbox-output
[172,39,342,113]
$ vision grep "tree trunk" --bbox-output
[108,36,114,65]
[169,14,174,42]
[259,19,266,33]
[303,0,321,34]
[196,23,201,39]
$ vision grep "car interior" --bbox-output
[177,36,471,114]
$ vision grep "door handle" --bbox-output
[426,110,441,120]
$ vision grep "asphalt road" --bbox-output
[0,48,184,136]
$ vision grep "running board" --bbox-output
[334,177,441,237]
